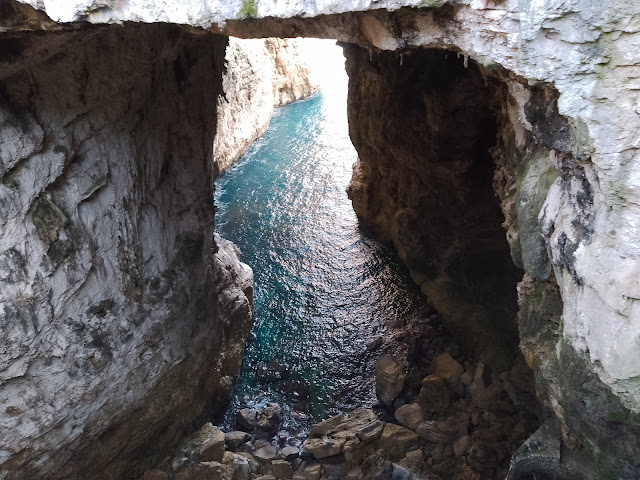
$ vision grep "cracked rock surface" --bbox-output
[0,25,253,480]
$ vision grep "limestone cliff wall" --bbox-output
[0,25,253,480]
[3,0,640,477]
[213,37,318,174]
[344,43,640,477]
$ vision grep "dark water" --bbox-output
[215,77,432,434]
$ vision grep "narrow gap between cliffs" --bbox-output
[167,39,544,480]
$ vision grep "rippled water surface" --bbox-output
[216,55,431,433]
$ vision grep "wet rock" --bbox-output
[226,431,251,450]
[258,403,283,436]
[393,403,424,431]
[377,424,419,461]
[237,408,259,432]
[367,337,383,351]
[417,375,450,414]
[237,403,283,436]
[375,356,405,407]
[271,459,293,478]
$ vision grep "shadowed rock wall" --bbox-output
[345,46,521,372]
[0,25,253,479]
[344,43,640,478]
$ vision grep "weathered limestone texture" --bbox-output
[0,24,253,479]
[345,41,640,476]
[4,0,640,477]
[213,37,318,173]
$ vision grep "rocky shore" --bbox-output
[143,347,538,480]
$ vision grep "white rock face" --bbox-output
[0,25,253,479]
[17,0,429,27]
[213,37,318,173]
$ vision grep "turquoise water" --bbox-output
[215,83,431,434]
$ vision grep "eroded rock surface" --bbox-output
[0,25,253,479]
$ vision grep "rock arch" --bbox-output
[1,1,639,478]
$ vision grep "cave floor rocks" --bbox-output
[142,305,541,480]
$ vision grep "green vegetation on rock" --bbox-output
[239,0,257,19]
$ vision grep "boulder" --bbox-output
[172,423,225,471]
[453,435,472,456]
[271,459,294,478]
[393,403,424,431]
[309,414,344,437]
[222,452,251,480]
[393,450,429,479]
[468,367,507,410]
[430,353,464,391]
[176,462,224,480]
[237,408,259,432]
[303,409,383,459]
[237,452,261,474]
[375,356,405,407]
[452,464,481,480]
[143,470,169,480]
[254,445,279,463]
[467,442,498,475]
[225,431,251,450]
[416,417,468,444]
[257,403,283,435]
[298,463,322,480]
[279,446,300,460]
[417,375,450,414]
[377,424,419,461]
